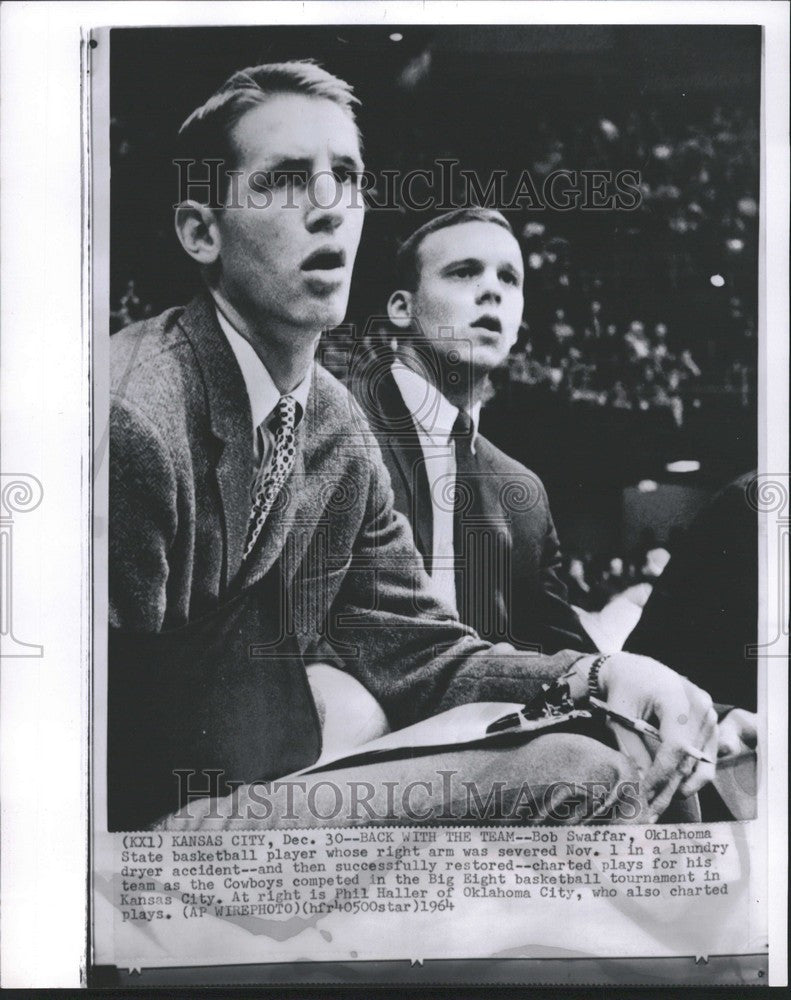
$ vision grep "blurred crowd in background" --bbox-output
[498,105,757,426]
[563,526,674,614]
[113,104,757,431]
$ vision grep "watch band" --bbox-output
[587,654,610,701]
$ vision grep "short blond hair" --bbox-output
[396,208,514,290]
[176,60,360,204]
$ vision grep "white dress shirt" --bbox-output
[215,308,311,485]
[391,361,481,612]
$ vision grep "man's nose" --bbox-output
[305,171,345,233]
[476,271,502,304]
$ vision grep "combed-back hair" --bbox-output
[175,60,360,205]
[395,208,514,290]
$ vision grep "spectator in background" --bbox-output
[611,379,633,410]
[565,556,592,609]
[550,307,575,358]
[624,320,650,363]
[110,279,152,333]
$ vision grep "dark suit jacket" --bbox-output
[352,366,593,655]
[110,296,587,735]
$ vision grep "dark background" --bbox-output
[109,24,760,565]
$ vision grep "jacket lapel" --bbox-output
[473,443,505,522]
[372,368,433,568]
[177,294,254,591]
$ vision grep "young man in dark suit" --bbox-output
[354,208,594,656]
[109,62,717,830]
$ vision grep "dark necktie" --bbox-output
[244,395,297,559]
[451,410,485,630]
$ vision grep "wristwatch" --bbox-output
[587,654,610,700]
[560,654,611,705]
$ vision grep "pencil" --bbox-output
[589,696,714,765]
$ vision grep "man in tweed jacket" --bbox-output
[109,61,718,829]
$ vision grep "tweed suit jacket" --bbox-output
[110,295,585,730]
[353,366,595,656]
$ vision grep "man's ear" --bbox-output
[387,289,414,330]
[174,201,221,265]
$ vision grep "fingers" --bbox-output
[609,720,654,774]
[718,708,758,754]
[717,713,744,758]
[679,697,719,797]
[739,710,759,750]
[610,717,685,819]
[636,673,717,807]
[642,742,686,815]
[646,775,684,820]
[648,681,717,800]
[608,720,669,819]
[680,759,716,798]
[599,654,720,815]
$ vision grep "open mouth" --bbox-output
[471,315,502,334]
[301,247,346,271]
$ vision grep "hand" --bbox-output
[717,708,757,759]
[592,653,718,819]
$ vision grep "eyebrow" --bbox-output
[441,256,523,276]
[263,151,365,174]
[441,257,483,272]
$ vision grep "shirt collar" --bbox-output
[215,307,311,429]
[391,360,481,449]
